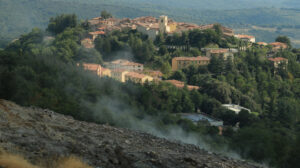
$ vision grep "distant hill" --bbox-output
[57,0,295,10]
[1,0,300,48]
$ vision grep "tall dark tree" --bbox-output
[101,10,112,19]
[287,134,300,168]
[208,56,225,75]
[170,70,187,82]
[275,36,291,48]
[47,14,77,34]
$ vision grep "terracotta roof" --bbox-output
[165,80,199,90]
[187,85,200,90]
[91,17,102,20]
[82,63,101,71]
[97,27,106,30]
[269,42,284,45]
[269,42,288,48]
[268,57,288,62]
[209,49,230,54]
[235,34,255,39]
[173,56,210,61]
[126,72,147,79]
[257,42,268,46]
[133,16,157,23]
[81,38,93,42]
[89,31,106,35]
[88,17,103,25]
[199,24,214,29]
[101,67,111,72]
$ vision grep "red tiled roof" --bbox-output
[209,49,229,54]
[257,42,268,46]
[173,56,210,61]
[90,17,102,20]
[82,63,101,71]
[268,57,288,62]
[187,85,200,90]
[166,80,184,85]
[269,42,284,45]
[89,31,106,35]
[81,38,92,42]
[133,16,157,23]
[165,80,199,90]
[235,34,255,39]
[269,42,288,49]
[97,27,106,30]
[101,67,111,72]
[126,72,147,79]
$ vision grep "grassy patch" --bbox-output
[0,149,92,168]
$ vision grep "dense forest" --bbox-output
[1,14,300,168]
[2,0,300,48]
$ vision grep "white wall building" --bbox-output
[104,59,144,71]
[222,104,251,114]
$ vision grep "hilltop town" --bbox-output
[75,14,293,135]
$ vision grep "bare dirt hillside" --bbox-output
[0,99,262,168]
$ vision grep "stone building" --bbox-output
[268,57,288,69]
[172,56,210,71]
[125,72,153,84]
[202,48,238,61]
[104,59,144,71]
[234,34,256,43]
[111,69,129,82]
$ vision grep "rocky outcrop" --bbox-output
[0,99,261,168]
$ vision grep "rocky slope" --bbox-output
[0,99,262,168]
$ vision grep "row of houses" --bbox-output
[81,59,200,91]
[256,41,288,51]
[171,48,239,71]
[171,51,288,72]
[268,57,288,69]
[81,62,154,84]
[234,34,289,52]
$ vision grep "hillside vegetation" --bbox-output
[1,14,300,167]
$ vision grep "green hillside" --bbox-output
[1,14,300,167]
